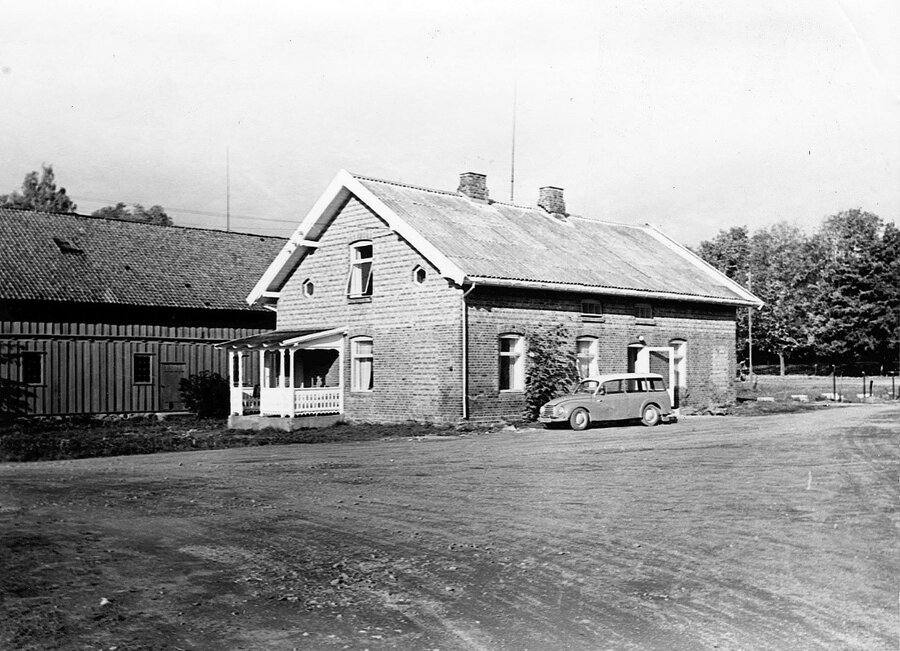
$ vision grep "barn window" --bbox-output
[499,334,525,391]
[347,242,373,297]
[351,337,374,391]
[133,354,153,384]
[21,352,44,385]
[576,337,599,379]
[635,303,654,320]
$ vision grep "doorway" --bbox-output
[634,346,676,406]
[159,362,186,411]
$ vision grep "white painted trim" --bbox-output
[247,169,467,305]
[643,224,764,307]
[467,276,761,307]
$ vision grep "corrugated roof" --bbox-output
[352,175,750,303]
[0,208,286,310]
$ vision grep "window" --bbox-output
[575,337,599,379]
[133,354,153,384]
[648,378,666,392]
[635,303,653,320]
[21,352,44,385]
[602,379,624,394]
[498,334,525,391]
[412,265,427,285]
[581,300,603,315]
[351,337,374,391]
[302,279,315,297]
[347,242,373,297]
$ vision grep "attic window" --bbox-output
[347,241,373,298]
[412,266,427,285]
[53,237,83,255]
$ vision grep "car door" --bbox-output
[599,380,626,420]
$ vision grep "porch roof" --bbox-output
[218,327,344,350]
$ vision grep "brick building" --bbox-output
[222,170,761,426]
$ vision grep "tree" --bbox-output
[92,202,172,226]
[748,223,815,374]
[807,209,895,363]
[695,226,751,359]
[0,165,76,213]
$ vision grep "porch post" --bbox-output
[228,350,242,416]
[259,350,266,387]
[280,348,289,416]
[338,339,345,415]
[237,351,244,388]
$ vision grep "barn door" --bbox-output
[159,362,186,411]
[635,347,675,405]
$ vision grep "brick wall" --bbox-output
[465,286,737,422]
[275,198,738,425]
[278,197,464,424]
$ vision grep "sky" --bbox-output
[1,0,898,246]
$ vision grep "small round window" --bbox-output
[302,279,314,297]
[413,266,427,285]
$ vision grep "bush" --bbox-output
[179,372,229,418]
[523,324,580,421]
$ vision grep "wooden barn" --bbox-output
[0,208,285,416]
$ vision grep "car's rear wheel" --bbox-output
[569,408,590,431]
[641,404,661,427]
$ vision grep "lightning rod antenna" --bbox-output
[510,80,517,203]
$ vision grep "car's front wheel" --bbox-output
[569,408,590,431]
[641,404,661,427]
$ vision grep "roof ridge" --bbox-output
[352,173,544,211]
[0,207,286,241]
[349,174,654,227]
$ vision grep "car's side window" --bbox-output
[649,378,665,392]
[603,380,624,394]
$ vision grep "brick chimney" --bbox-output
[458,172,489,201]
[538,186,566,215]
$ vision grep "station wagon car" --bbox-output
[538,373,675,430]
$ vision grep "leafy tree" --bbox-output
[749,223,815,374]
[92,202,172,226]
[695,226,751,359]
[807,210,895,363]
[0,165,76,213]
[523,324,579,421]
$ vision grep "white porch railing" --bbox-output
[294,387,341,415]
[230,387,260,415]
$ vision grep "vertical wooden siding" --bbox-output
[1,317,268,415]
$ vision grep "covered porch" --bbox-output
[219,327,346,419]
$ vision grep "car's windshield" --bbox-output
[574,380,599,394]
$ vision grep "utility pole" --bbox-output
[226,147,231,232]
[748,268,754,384]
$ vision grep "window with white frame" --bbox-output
[21,352,44,385]
[498,334,525,391]
[347,242,373,297]
[351,337,374,391]
[133,353,153,384]
[575,337,599,379]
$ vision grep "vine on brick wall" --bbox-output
[523,324,580,421]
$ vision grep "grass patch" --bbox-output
[0,416,458,463]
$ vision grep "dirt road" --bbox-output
[1,404,897,650]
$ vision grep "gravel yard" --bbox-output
[1,404,897,650]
